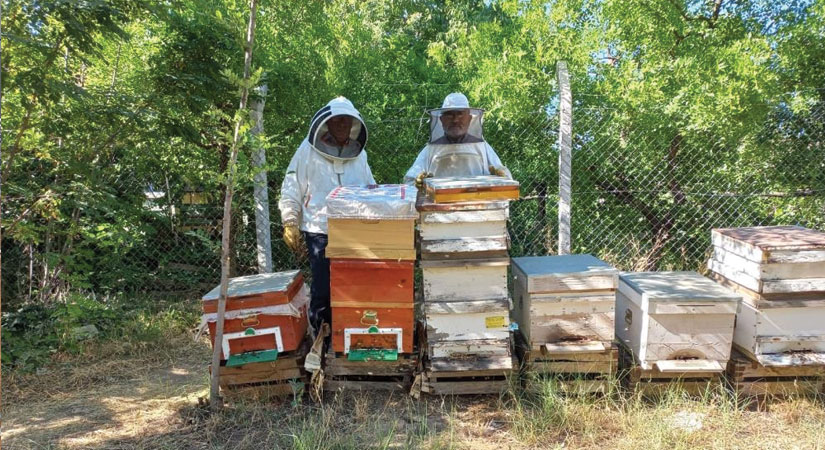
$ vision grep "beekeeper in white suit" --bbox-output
[404,92,511,187]
[279,97,375,333]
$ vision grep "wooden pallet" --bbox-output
[321,350,419,392]
[516,333,619,394]
[416,354,515,396]
[213,340,310,402]
[726,349,825,406]
[617,342,724,396]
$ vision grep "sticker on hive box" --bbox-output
[326,184,418,219]
[424,176,519,203]
[201,270,303,313]
[485,315,507,329]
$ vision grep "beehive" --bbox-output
[201,271,309,366]
[511,255,618,352]
[325,184,417,358]
[708,226,825,364]
[616,271,738,372]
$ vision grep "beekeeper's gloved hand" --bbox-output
[489,165,508,177]
[415,171,434,189]
[283,221,304,256]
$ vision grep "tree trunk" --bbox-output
[210,0,259,410]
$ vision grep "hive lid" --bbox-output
[712,226,825,252]
[619,271,740,303]
[424,175,519,203]
[511,255,617,279]
[202,270,301,301]
[326,184,418,219]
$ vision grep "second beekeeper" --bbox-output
[278,97,376,334]
[404,92,512,187]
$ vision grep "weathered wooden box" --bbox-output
[420,258,509,302]
[423,176,519,203]
[616,271,738,372]
[330,305,414,354]
[511,255,618,351]
[326,184,417,260]
[424,299,511,355]
[416,197,510,259]
[708,226,825,297]
[201,271,309,360]
[733,297,825,365]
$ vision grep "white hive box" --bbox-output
[424,299,511,359]
[416,197,510,260]
[707,226,825,365]
[421,258,509,302]
[511,255,618,353]
[616,271,738,372]
[708,226,825,297]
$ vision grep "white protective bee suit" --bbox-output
[404,92,512,183]
[279,97,376,234]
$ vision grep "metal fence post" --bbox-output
[557,61,572,255]
[251,84,272,273]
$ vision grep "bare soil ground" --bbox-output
[4,334,825,449]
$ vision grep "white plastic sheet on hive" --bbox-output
[326,184,418,219]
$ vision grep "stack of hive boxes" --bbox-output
[417,176,520,380]
[511,255,619,385]
[615,271,739,374]
[201,271,310,395]
[325,184,418,360]
[708,225,825,366]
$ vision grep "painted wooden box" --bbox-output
[331,305,414,354]
[326,184,417,260]
[708,226,825,297]
[425,299,511,359]
[421,258,509,302]
[511,255,618,351]
[330,259,414,304]
[423,176,519,203]
[616,271,738,372]
[733,296,825,365]
[202,270,303,314]
[201,275,309,361]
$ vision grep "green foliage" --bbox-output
[1,293,199,371]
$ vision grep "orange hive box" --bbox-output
[201,271,308,360]
[331,305,414,354]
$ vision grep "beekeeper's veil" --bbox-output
[308,96,368,160]
[424,92,488,177]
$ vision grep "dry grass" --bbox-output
[3,334,825,450]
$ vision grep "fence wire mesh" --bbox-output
[2,87,823,301]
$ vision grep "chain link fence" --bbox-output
[2,86,823,301]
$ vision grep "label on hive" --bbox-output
[485,316,507,329]
[423,176,519,203]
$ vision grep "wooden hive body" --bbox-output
[709,226,825,296]
[512,255,618,350]
[615,271,738,372]
[325,184,417,260]
[201,272,309,360]
[421,258,509,302]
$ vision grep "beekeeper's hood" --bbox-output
[428,92,484,144]
[308,96,368,160]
